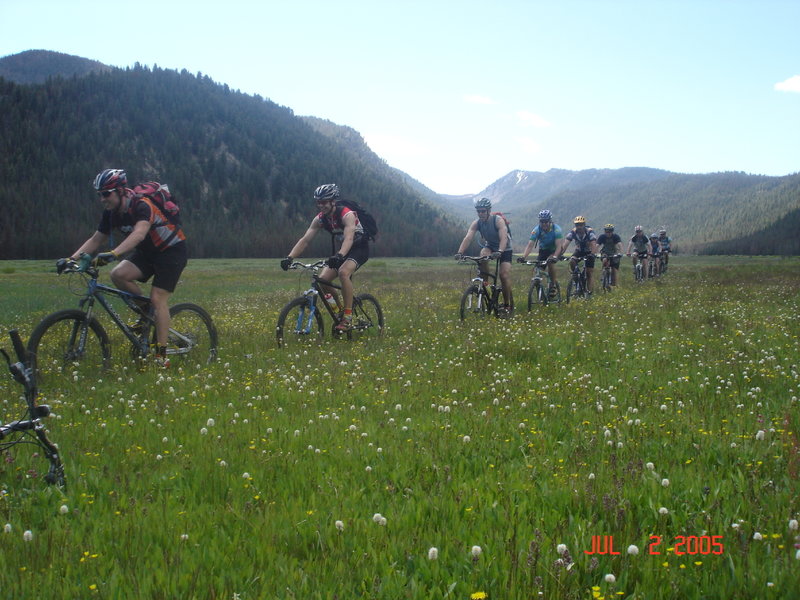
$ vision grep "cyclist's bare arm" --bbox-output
[456,220,480,255]
[337,209,358,257]
[70,230,108,261]
[288,219,323,259]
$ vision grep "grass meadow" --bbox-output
[0,255,799,599]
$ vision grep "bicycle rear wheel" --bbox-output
[27,309,110,384]
[167,303,219,366]
[347,294,384,341]
[276,297,324,349]
[460,285,490,320]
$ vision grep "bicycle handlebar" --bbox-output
[458,255,492,263]
[287,260,328,271]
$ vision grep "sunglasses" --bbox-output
[97,190,114,198]
[476,209,489,214]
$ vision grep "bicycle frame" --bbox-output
[461,256,502,315]
[287,261,343,334]
[59,258,197,358]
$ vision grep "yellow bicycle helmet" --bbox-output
[573,215,587,224]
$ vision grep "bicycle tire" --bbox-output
[460,285,489,321]
[276,297,324,348]
[602,269,612,292]
[27,309,110,383]
[347,294,384,340]
[0,427,67,489]
[528,281,547,311]
[566,278,579,304]
[167,303,219,365]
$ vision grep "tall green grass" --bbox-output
[0,256,798,599]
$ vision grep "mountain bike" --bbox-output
[28,254,218,382]
[565,255,593,303]
[458,256,513,320]
[660,250,670,273]
[1,329,65,488]
[648,254,662,278]
[277,260,384,349]
[600,253,623,292]
[630,252,647,283]
[518,257,561,309]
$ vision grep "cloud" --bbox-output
[516,110,551,128]
[774,75,800,93]
[464,94,497,105]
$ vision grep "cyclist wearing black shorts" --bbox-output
[555,216,598,294]
[626,225,650,277]
[67,169,187,367]
[455,197,513,314]
[281,184,369,332]
[596,224,623,286]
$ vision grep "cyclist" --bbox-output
[281,184,369,332]
[657,228,672,271]
[648,233,662,276]
[66,168,187,367]
[596,224,623,286]
[455,197,513,315]
[626,225,649,280]
[554,216,598,294]
[517,209,563,297]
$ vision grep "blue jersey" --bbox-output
[658,235,671,251]
[649,239,661,255]
[529,224,563,251]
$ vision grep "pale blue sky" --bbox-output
[2,0,799,194]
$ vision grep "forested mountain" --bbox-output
[0,49,111,84]
[1,50,798,258]
[437,169,800,254]
[0,60,463,259]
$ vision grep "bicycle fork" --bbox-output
[295,290,320,334]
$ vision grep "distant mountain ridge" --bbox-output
[434,167,799,254]
[0,49,111,84]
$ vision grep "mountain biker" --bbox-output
[554,216,598,294]
[66,168,187,367]
[281,184,369,332]
[455,197,513,315]
[596,224,623,286]
[648,233,662,276]
[657,228,672,271]
[626,225,649,280]
[517,209,563,297]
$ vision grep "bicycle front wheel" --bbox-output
[348,294,384,340]
[460,285,489,321]
[27,309,110,384]
[276,297,324,349]
[0,426,66,489]
[167,303,219,366]
[528,281,548,311]
[566,279,580,304]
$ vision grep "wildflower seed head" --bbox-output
[428,547,439,560]
[557,544,567,555]
[627,545,639,555]
[471,545,483,558]
[604,573,616,584]
[23,530,33,542]
[335,520,344,531]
